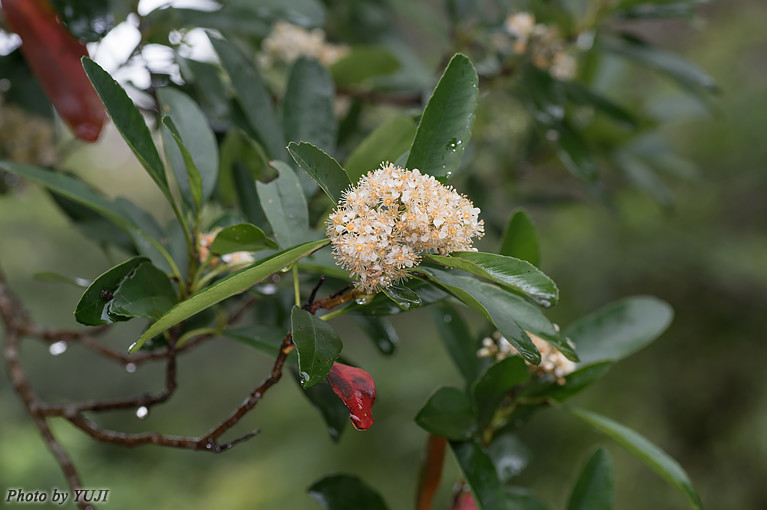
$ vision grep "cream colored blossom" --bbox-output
[478,330,576,384]
[327,163,484,292]
[504,12,536,53]
[500,12,578,81]
[261,21,349,66]
[198,229,256,268]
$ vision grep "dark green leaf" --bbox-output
[564,296,673,365]
[291,306,343,388]
[472,357,530,429]
[233,162,268,227]
[615,152,674,208]
[75,257,148,325]
[564,83,638,129]
[142,7,270,43]
[293,369,348,442]
[115,197,176,275]
[110,262,177,320]
[210,223,278,255]
[283,57,337,152]
[157,87,218,205]
[81,58,169,195]
[344,117,416,183]
[330,46,400,88]
[567,448,614,510]
[505,487,552,510]
[161,116,203,211]
[526,362,613,403]
[131,239,328,351]
[488,434,531,483]
[308,474,389,510]
[222,325,286,356]
[343,279,448,317]
[555,122,597,181]
[500,209,540,267]
[406,54,478,180]
[351,315,398,355]
[415,386,476,440]
[287,142,351,204]
[569,408,702,510]
[426,251,558,308]
[257,161,311,248]
[382,284,422,311]
[432,304,484,384]
[450,440,507,510]
[34,271,90,288]
[208,35,285,158]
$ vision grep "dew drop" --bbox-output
[136,406,149,419]
[280,266,291,273]
[443,314,453,323]
[355,294,374,305]
[125,363,137,373]
[299,371,310,383]
[259,283,278,295]
[271,274,281,283]
[129,342,137,351]
[49,341,68,356]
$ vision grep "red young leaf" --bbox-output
[416,434,447,510]
[326,362,376,431]
[452,489,478,510]
[3,0,106,141]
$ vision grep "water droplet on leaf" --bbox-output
[443,314,453,323]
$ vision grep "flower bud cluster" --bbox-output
[501,12,578,81]
[261,21,350,67]
[327,163,484,292]
[478,330,576,384]
[197,230,256,268]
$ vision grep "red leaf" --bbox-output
[3,0,106,141]
[451,489,478,510]
[326,362,376,431]
[416,434,447,510]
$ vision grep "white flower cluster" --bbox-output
[478,330,576,384]
[501,12,578,81]
[327,163,484,292]
[261,21,350,66]
[198,230,256,267]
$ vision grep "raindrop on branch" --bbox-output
[49,341,68,356]
[136,406,149,419]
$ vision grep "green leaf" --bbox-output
[505,487,552,510]
[564,296,673,365]
[426,251,558,308]
[527,362,613,403]
[344,117,416,183]
[472,357,530,429]
[569,408,702,510]
[291,306,343,388]
[450,440,507,510]
[351,315,398,355]
[567,448,614,510]
[330,46,400,88]
[222,325,286,356]
[615,152,674,209]
[283,57,337,152]
[233,162,268,227]
[406,53,478,180]
[81,58,169,195]
[432,304,484,384]
[500,209,540,267]
[308,474,389,510]
[34,271,90,288]
[209,223,278,255]
[257,161,311,248]
[555,121,598,181]
[287,142,351,204]
[130,239,328,352]
[110,262,177,320]
[115,197,177,275]
[564,83,638,129]
[488,434,531,483]
[161,116,204,211]
[208,35,285,158]
[381,284,422,311]
[75,257,148,325]
[293,369,348,442]
[415,386,476,440]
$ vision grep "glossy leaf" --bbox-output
[406,54,478,180]
[500,209,540,267]
[110,262,177,320]
[161,116,203,211]
[326,362,376,431]
[567,448,614,510]
[257,161,311,248]
[308,474,389,510]
[344,117,417,182]
[3,0,106,141]
[382,284,422,311]
[450,440,507,510]
[291,306,343,388]
[426,251,558,307]
[75,257,148,325]
[209,223,278,255]
[292,368,348,442]
[432,304,484,384]
[569,408,701,510]
[283,57,337,152]
[564,296,673,365]
[343,279,448,317]
[157,87,218,205]
[416,387,476,440]
[82,58,168,193]
[287,142,351,204]
[417,435,448,510]
[472,357,530,429]
[130,239,328,352]
[209,35,285,158]
[330,46,400,88]
[351,315,398,355]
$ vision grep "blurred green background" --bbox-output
[1,1,766,509]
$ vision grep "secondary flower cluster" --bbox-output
[197,230,256,267]
[260,21,350,67]
[327,163,484,292]
[499,12,578,81]
[478,331,576,384]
